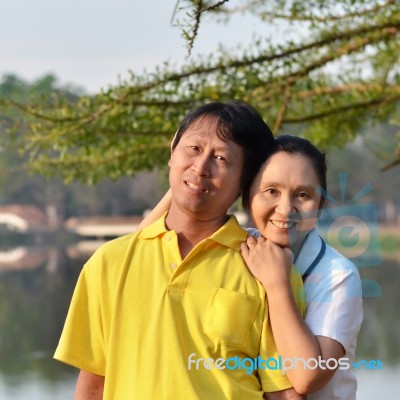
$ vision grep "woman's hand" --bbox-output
[137,188,172,229]
[240,235,293,291]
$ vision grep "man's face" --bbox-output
[168,117,244,221]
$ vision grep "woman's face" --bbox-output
[249,151,322,250]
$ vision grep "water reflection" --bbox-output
[357,261,400,364]
[0,373,76,400]
[0,247,48,271]
[0,239,398,398]
[0,242,84,398]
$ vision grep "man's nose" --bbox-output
[192,154,211,177]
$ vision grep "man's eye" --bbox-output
[215,155,227,162]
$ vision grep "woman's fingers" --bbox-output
[257,235,267,243]
[246,234,267,245]
[246,235,257,246]
[240,242,249,259]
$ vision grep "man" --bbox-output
[54,101,305,399]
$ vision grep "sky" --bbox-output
[0,0,266,93]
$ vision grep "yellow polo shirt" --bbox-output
[55,215,304,399]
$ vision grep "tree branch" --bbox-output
[157,18,400,85]
[296,83,400,98]
[381,156,400,171]
[284,95,400,124]
[283,27,400,87]
[186,0,203,56]
[202,0,230,13]
[258,0,396,23]
[273,83,293,134]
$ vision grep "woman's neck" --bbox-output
[292,232,311,263]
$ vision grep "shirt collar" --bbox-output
[139,213,247,251]
[139,212,169,239]
[294,229,324,275]
[209,215,248,250]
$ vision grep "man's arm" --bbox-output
[74,370,105,400]
[264,388,306,399]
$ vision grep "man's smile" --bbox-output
[184,180,209,193]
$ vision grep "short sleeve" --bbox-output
[258,266,305,392]
[304,257,362,352]
[54,257,106,375]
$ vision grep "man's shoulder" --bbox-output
[210,215,248,250]
[90,230,142,262]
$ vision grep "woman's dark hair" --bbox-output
[172,101,275,203]
[242,135,327,208]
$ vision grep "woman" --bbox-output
[241,135,362,399]
[139,135,362,399]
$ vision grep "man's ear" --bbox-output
[171,129,178,151]
[168,129,178,168]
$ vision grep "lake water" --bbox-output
[0,240,398,399]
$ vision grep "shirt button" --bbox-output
[165,235,171,241]
[170,263,177,269]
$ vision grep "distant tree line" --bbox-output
[0,74,167,225]
[0,73,397,225]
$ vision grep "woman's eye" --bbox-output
[297,192,310,199]
[215,155,227,162]
[188,146,200,152]
[265,188,278,195]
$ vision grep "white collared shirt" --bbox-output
[247,228,363,399]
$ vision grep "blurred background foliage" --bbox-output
[0,0,399,218]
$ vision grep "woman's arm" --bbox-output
[241,236,344,394]
[74,370,104,400]
[138,130,176,230]
[137,189,172,229]
[264,389,306,399]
